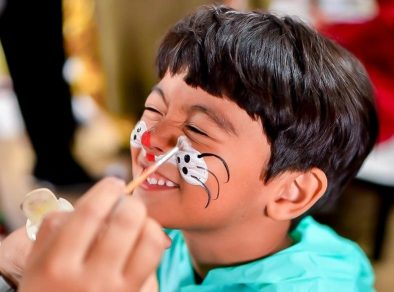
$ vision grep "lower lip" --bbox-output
[140,180,179,191]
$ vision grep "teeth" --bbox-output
[165,181,176,187]
[147,177,157,185]
[146,176,176,187]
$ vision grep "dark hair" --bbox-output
[156,5,378,212]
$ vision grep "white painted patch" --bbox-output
[130,120,147,148]
[176,136,208,185]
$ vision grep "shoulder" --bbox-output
[263,216,375,290]
[290,216,370,261]
[211,217,375,291]
[223,217,375,291]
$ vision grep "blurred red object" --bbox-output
[320,0,394,143]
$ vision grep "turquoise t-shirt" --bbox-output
[157,216,374,291]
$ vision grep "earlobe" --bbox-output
[266,168,327,221]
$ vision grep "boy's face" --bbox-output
[131,73,282,230]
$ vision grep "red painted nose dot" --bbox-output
[146,153,155,162]
[141,131,151,147]
[142,131,154,161]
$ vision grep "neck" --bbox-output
[182,218,292,279]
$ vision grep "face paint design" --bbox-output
[130,121,161,162]
[141,131,155,162]
[130,120,230,207]
[175,136,230,207]
[130,120,147,148]
[176,136,208,185]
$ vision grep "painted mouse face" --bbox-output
[130,121,229,207]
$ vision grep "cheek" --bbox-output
[225,152,264,194]
[230,133,269,181]
[131,148,142,174]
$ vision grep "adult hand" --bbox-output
[19,177,169,292]
[0,227,33,286]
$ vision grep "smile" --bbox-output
[140,168,179,190]
[146,176,177,187]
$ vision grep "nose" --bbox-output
[141,121,179,161]
[141,131,155,161]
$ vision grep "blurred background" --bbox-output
[0,0,393,290]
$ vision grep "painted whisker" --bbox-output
[191,175,212,208]
[198,153,230,182]
[197,166,220,200]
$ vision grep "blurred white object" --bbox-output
[269,0,378,24]
[64,57,100,124]
[357,136,394,186]
[63,56,84,85]
[72,94,100,125]
[22,188,74,240]
[104,162,130,181]
[319,0,378,23]
[0,82,25,138]
[269,0,313,23]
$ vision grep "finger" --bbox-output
[0,227,34,284]
[74,177,126,209]
[124,219,167,290]
[85,197,147,273]
[29,211,70,259]
[45,177,126,263]
[5,227,34,259]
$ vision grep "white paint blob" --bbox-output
[130,120,147,148]
[175,136,208,185]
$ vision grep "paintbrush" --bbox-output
[125,146,179,194]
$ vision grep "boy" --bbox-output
[130,5,378,291]
[0,4,378,292]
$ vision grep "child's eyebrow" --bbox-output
[189,105,237,136]
[151,85,236,135]
[151,86,168,106]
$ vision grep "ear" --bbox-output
[266,168,327,221]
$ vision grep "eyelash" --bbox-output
[186,124,208,137]
[144,106,208,137]
[144,106,163,115]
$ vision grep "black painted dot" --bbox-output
[184,154,190,163]
[177,157,180,163]
[133,134,137,140]
[137,128,141,132]
[182,167,188,175]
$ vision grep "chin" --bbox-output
[138,198,173,226]
[147,210,178,229]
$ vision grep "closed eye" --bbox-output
[144,106,163,116]
[186,124,208,136]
